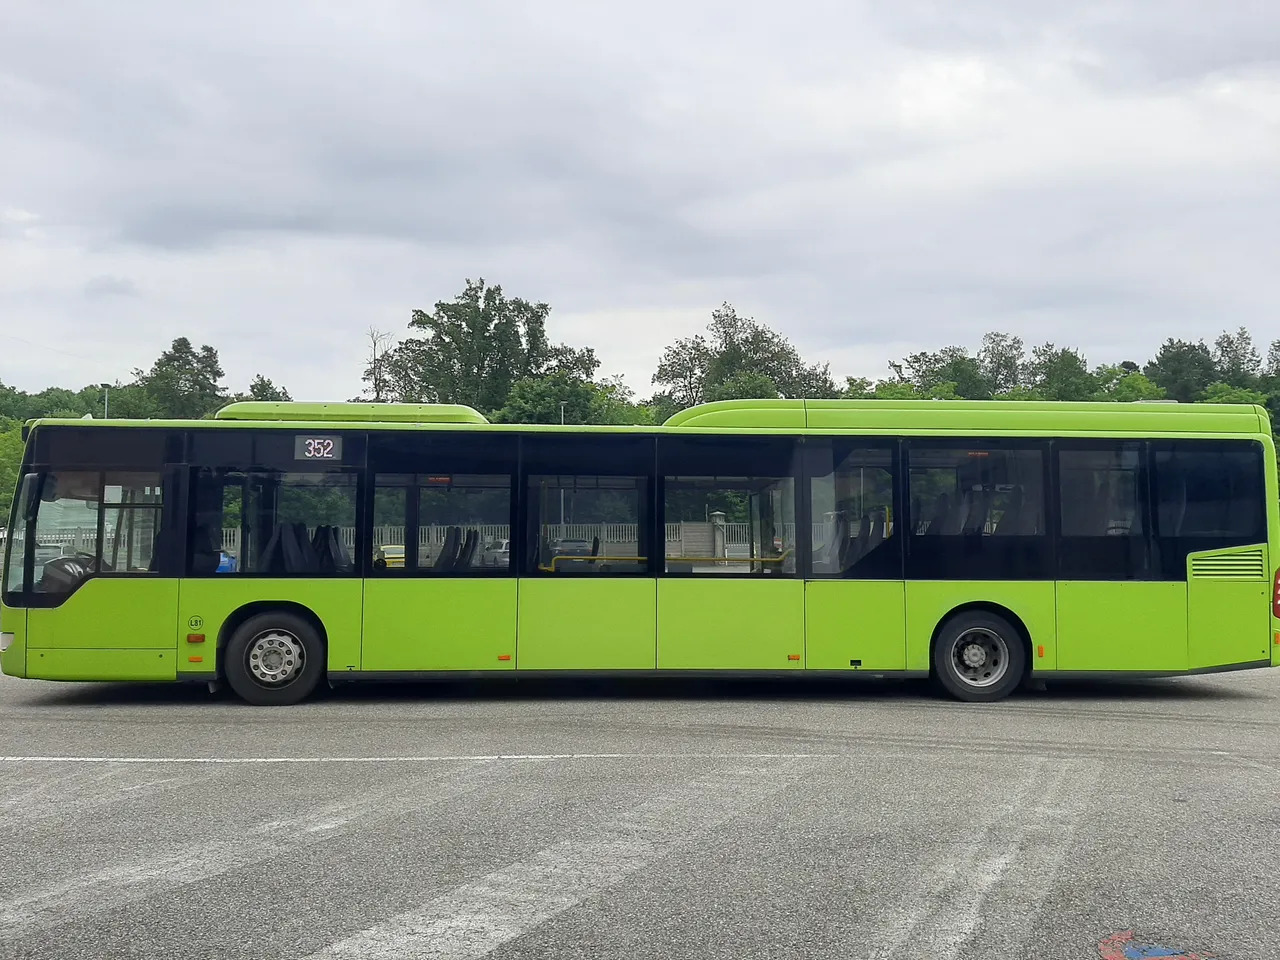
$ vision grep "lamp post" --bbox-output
[101,383,110,419]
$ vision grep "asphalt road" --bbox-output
[1,669,1277,960]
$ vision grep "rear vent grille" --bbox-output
[1189,550,1266,580]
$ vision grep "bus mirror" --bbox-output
[38,473,57,503]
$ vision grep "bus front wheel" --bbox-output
[225,612,324,706]
[931,612,1026,703]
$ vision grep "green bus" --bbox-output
[3,399,1278,705]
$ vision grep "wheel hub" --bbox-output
[961,644,987,668]
[247,631,304,686]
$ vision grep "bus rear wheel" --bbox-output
[225,612,324,706]
[931,611,1025,703]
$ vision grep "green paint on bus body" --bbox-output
[804,581,907,671]
[5,398,1279,692]
[657,579,805,670]
[362,578,516,671]
[517,579,656,670]
[1056,581,1188,671]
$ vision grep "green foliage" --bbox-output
[133,337,227,419]
[380,278,597,414]
[1026,344,1097,401]
[1143,338,1217,402]
[0,418,23,524]
[493,373,652,425]
[1200,382,1269,405]
[652,303,837,409]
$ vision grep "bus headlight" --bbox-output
[0,633,14,652]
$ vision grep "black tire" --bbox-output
[224,611,324,706]
[931,611,1026,703]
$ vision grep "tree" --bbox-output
[133,338,226,419]
[978,332,1025,394]
[889,345,991,399]
[1200,382,1268,405]
[704,371,780,402]
[1027,344,1097,401]
[382,278,597,413]
[246,375,292,402]
[1143,339,1216,403]
[1094,366,1166,402]
[0,418,23,523]
[652,303,837,410]
[493,373,652,425]
[357,327,396,402]
[1212,327,1262,388]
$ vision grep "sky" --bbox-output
[2,1,1279,401]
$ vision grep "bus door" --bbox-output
[1054,442,1186,671]
[804,440,906,671]
[361,432,517,672]
[657,436,804,671]
[516,435,656,671]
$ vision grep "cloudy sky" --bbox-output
[3,1,1279,400]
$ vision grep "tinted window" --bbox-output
[906,442,1049,580]
[1153,443,1265,540]
[521,435,654,575]
[660,436,799,577]
[1056,443,1150,580]
[809,441,900,579]
[369,432,517,575]
[189,469,358,576]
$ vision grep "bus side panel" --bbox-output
[0,604,27,677]
[178,579,363,675]
[27,578,179,650]
[1055,582,1186,671]
[658,579,804,670]
[905,582,1057,672]
[1186,546,1271,669]
[518,579,655,670]
[28,648,175,681]
[804,581,906,671]
[362,579,516,671]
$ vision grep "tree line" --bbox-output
[3,275,1280,521]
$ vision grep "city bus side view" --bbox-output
[3,398,1278,705]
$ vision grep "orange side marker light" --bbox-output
[498,654,512,661]
[787,654,801,661]
[1037,645,1045,658]
[188,655,203,663]
[187,634,205,644]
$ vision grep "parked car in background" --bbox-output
[482,539,510,567]
[374,544,405,568]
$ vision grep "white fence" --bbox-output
[218,521,848,556]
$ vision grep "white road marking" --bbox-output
[309,762,806,960]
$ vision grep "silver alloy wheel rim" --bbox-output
[950,627,1009,688]
[246,630,304,686]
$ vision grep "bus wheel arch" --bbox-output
[929,602,1031,703]
[217,602,328,705]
